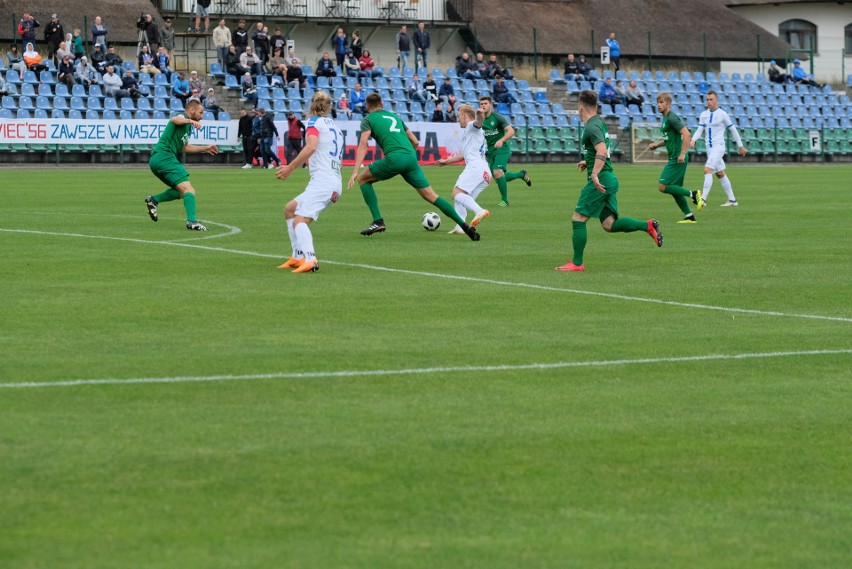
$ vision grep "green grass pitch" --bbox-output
[1,163,851,568]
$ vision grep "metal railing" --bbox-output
[167,0,450,21]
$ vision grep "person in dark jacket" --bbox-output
[316,52,336,77]
[412,22,430,69]
[238,108,256,168]
[259,107,281,168]
[232,20,248,55]
[44,14,64,62]
[332,27,347,67]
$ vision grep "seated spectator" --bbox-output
[767,60,791,84]
[576,54,592,83]
[283,47,298,68]
[344,49,367,78]
[474,52,488,78]
[423,73,438,102]
[105,45,123,69]
[54,42,73,65]
[316,52,336,78]
[485,53,513,81]
[438,76,456,107]
[408,76,429,103]
[0,71,16,96]
[456,52,479,79]
[240,46,263,76]
[226,44,248,77]
[444,103,456,122]
[203,87,222,117]
[431,102,447,122]
[102,64,127,99]
[172,71,191,103]
[75,56,99,89]
[188,70,205,100]
[791,59,823,88]
[138,45,160,75]
[358,49,382,78]
[57,54,76,89]
[241,72,258,106]
[614,79,628,106]
[267,47,286,75]
[8,45,27,80]
[91,44,107,73]
[492,75,517,104]
[625,79,645,107]
[23,43,48,73]
[155,46,173,79]
[564,53,579,81]
[599,77,618,112]
[350,82,367,114]
[286,58,307,89]
[337,91,352,119]
[121,68,142,99]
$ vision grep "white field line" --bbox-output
[2,349,850,389]
[14,212,242,241]
[2,227,851,324]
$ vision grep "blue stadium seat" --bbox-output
[1,95,17,110]
[209,62,224,79]
[16,108,31,118]
[549,69,566,84]
[23,71,39,84]
[89,85,104,98]
[21,83,36,97]
[135,110,149,120]
[52,97,68,111]
[40,70,56,85]
[202,111,215,120]
[18,96,35,110]
[257,75,270,88]
[417,67,427,79]
[139,73,154,86]
[218,111,231,121]
[53,83,70,98]
[102,110,117,120]
[534,91,548,103]
[136,98,152,111]
[50,109,65,118]
[85,109,99,120]
[403,67,414,78]
[104,97,119,111]
[68,109,83,119]
[120,97,135,110]
[5,71,22,85]
[36,95,51,110]
[388,67,400,77]
[87,97,103,111]
[170,98,184,111]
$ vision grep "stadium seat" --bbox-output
[50,109,65,119]
[36,95,51,110]
[86,97,103,111]
[29,108,47,119]
[218,111,231,121]
[16,108,31,119]
[18,96,34,110]
[39,70,56,85]
[102,110,117,120]
[104,97,119,111]
[89,85,104,98]
[20,83,36,97]
[136,110,150,120]
[23,71,39,84]
[139,73,154,86]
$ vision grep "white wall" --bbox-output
[721,2,852,84]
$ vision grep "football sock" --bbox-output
[286,218,301,258]
[703,174,714,201]
[455,192,483,216]
[433,196,467,226]
[453,198,468,222]
[610,217,647,233]
[720,176,736,201]
[504,171,523,182]
[359,183,382,222]
[571,220,587,266]
[182,192,197,222]
[663,184,691,198]
[496,176,509,203]
[294,223,315,262]
[152,188,180,203]
[672,194,692,215]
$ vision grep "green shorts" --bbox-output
[368,151,431,190]
[575,171,619,221]
[658,159,688,186]
[487,146,511,173]
[149,151,189,188]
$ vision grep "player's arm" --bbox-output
[678,127,690,162]
[277,130,317,180]
[436,152,463,166]
[473,108,485,128]
[648,139,663,150]
[347,129,371,189]
[690,124,705,149]
[171,114,200,130]
[182,143,219,155]
[727,123,747,156]
[494,124,515,149]
[405,128,420,150]
[589,141,607,192]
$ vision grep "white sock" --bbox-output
[453,197,468,222]
[719,175,736,201]
[294,223,315,262]
[286,218,301,259]
[455,192,484,216]
[703,174,713,201]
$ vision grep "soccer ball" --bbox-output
[422,212,441,231]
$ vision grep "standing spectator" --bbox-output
[241,72,258,107]
[606,32,620,72]
[456,52,479,79]
[270,28,286,55]
[155,46,173,79]
[359,49,382,77]
[332,27,347,68]
[212,19,231,70]
[8,45,27,80]
[188,70,205,99]
[192,0,212,33]
[91,16,108,50]
[57,54,76,89]
[599,77,619,112]
[316,52,336,78]
[791,59,822,88]
[577,55,593,83]
[122,68,142,99]
[286,58,307,89]
[172,72,191,104]
[413,22,430,69]
[259,107,281,168]
[44,14,64,63]
[23,43,48,74]
[139,45,160,75]
[204,88,222,117]
[233,20,248,55]
[284,112,306,165]
[350,82,367,114]
[485,54,513,81]
[438,76,456,107]
[252,22,269,64]
[103,65,126,99]
[767,60,791,84]
[344,49,366,78]
[71,29,85,61]
[625,79,645,107]
[423,73,438,102]
[75,56,99,89]
[91,44,108,74]
[564,53,579,81]
[492,75,517,104]
[395,25,410,70]
[239,108,256,168]
[105,46,123,70]
[18,12,40,51]
[139,14,160,54]
[159,18,175,58]
[240,46,263,76]
[350,29,363,59]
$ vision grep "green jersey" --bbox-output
[482,111,511,152]
[361,110,413,156]
[580,116,613,174]
[153,114,192,156]
[661,111,686,161]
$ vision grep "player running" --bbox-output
[144,100,219,231]
[437,104,492,234]
[648,92,702,224]
[348,92,480,241]
[555,90,662,272]
[690,90,746,207]
[479,95,531,207]
[275,92,343,273]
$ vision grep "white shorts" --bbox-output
[455,164,491,199]
[704,147,726,173]
[294,180,342,220]
[195,4,210,16]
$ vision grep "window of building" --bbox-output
[779,19,818,52]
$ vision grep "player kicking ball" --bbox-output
[436,104,491,234]
[276,92,344,273]
[555,90,663,272]
[144,99,218,231]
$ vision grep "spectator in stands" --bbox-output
[240,46,263,76]
[767,60,791,84]
[251,108,264,165]
[439,76,457,107]
[286,58,307,89]
[408,76,429,103]
[284,47,298,68]
[338,91,352,119]
[204,88,222,117]
[192,0,212,34]
[485,54,513,81]
[18,13,39,51]
[625,79,645,107]
[226,44,247,77]
[103,64,126,99]
[57,54,76,89]
[173,72,191,104]
[55,42,73,65]
[44,14,64,63]
[350,29,363,59]
[8,45,27,80]
[456,52,479,79]
[564,53,579,81]
[614,79,628,106]
[105,46,123,70]
[270,28,286,56]
[423,73,438,102]
[23,43,48,74]
[213,19,231,70]
[241,72,258,106]
[359,49,382,78]
[599,77,619,112]
[431,102,447,122]
[75,56,99,89]
[413,22,430,69]
[91,44,107,73]
[259,107,281,169]
[445,103,456,122]
[396,25,410,70]
[344,49,366,78]
[139,45,160,75]
[474,52,489,78]
[121,68,141,99]
[791,59,822,88]
[350,82,367,114]
[268,47,286,75]
[252,22,269,64]
[71,29,84,60]
[189,70,206,100]
[138,14,160,54]
[284,112,306,165]
[576,55,593,83]
[233,20,248,55]
[0,71,14,96]
[239,108,255,168]
[91,16,108,50]
[316,52,336,78]
[492,75,517,104]
[333,27,348,68]
[606,32,620,72]
[155,46,173,79]
[160,18,175,58]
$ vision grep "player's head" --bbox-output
[457,104,475,127]
[578,89,599,117]
[705,90,719,111]
[478,96,493,115]
[366,92,383,112]
[309,90,332,117]
[185,99,203,120]
[656,92,672,114]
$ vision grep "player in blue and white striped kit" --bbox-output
[690,90,747,207]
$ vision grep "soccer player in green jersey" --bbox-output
[648,92,702,224]
[478,96,531,207]
[144,100,219,231]
[347,93,480,241]
[556,90,662,272]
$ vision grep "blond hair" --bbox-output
[457,104,475,119]
[656,92,672,104]
[309,90,332,117]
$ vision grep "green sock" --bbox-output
[152,188,180,203]
[433,196,466,226]
[496,176,509,203]
[360,183,382,222]
[504,171,523,182]
[610,217,647,233]
[183,192,197,222]
[663,184,691,197]
[571,221,587,266]
[672,194,692,215]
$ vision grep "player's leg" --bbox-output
[357,160,385,234]
[291,216,319,273]
[717,170,738,205]
[277,199,304,269]
[489,149,512,206]
[702,165,715,204]
[418,186,479,241]
[146,155,187,223]
[658,163,697,222]
[449,187,468,234]
[502,149,531,188]
[556,179,602,271]
[174,180,207,230]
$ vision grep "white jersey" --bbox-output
[694,107,742,152]
[305,115,344,183]
[462,122,488,169]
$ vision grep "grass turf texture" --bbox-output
[1,164,850,568]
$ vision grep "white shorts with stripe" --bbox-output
[704,147,726,173]
[455,163,491,199]
[294,179,342,220]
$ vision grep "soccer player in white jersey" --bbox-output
[690,90,747,207]
[275,91,344,273]
[436,103,491,234]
